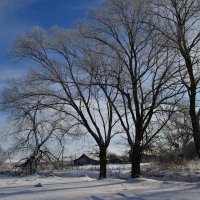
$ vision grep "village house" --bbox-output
[73,154,99,165]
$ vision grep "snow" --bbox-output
[0,164,200,199]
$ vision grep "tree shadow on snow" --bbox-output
[117,193,144,200]
[0,179,97,191]
[0,180,128,198]
[91,196,104,200]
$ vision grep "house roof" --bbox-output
[74,153,99,161]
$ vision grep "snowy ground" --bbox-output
[0,163,200,199]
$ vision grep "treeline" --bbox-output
[1,0,200,179]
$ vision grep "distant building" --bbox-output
[109,158,124,164]
[73,154,99,165]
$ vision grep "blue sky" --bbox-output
[0,0,100,126]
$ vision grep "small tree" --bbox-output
[0,146,8,168]
[1,80,72,174]
[162,101,195,159]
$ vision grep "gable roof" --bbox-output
[74,153,99,162]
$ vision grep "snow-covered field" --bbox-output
[0,163,200,200]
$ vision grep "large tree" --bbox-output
[11,27,120,179]
[152,0,200,157]
[80,0,183,177]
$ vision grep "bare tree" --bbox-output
[151,0,200,157]
[1,80,72,174]
[161,101,194,158]
[80,0,183,177]
[11,27,121,179]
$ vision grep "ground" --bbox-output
[0,163,200,199]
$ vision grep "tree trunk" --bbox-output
[189,78,200,158]
[182,51,200,158]
[131,146,141,178]
[190,107,200,158]
[130,125,143,178]
[29,155,36,175]
[99,146,107,179]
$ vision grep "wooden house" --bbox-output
[73,154,99,165]
[110,158,124,164]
